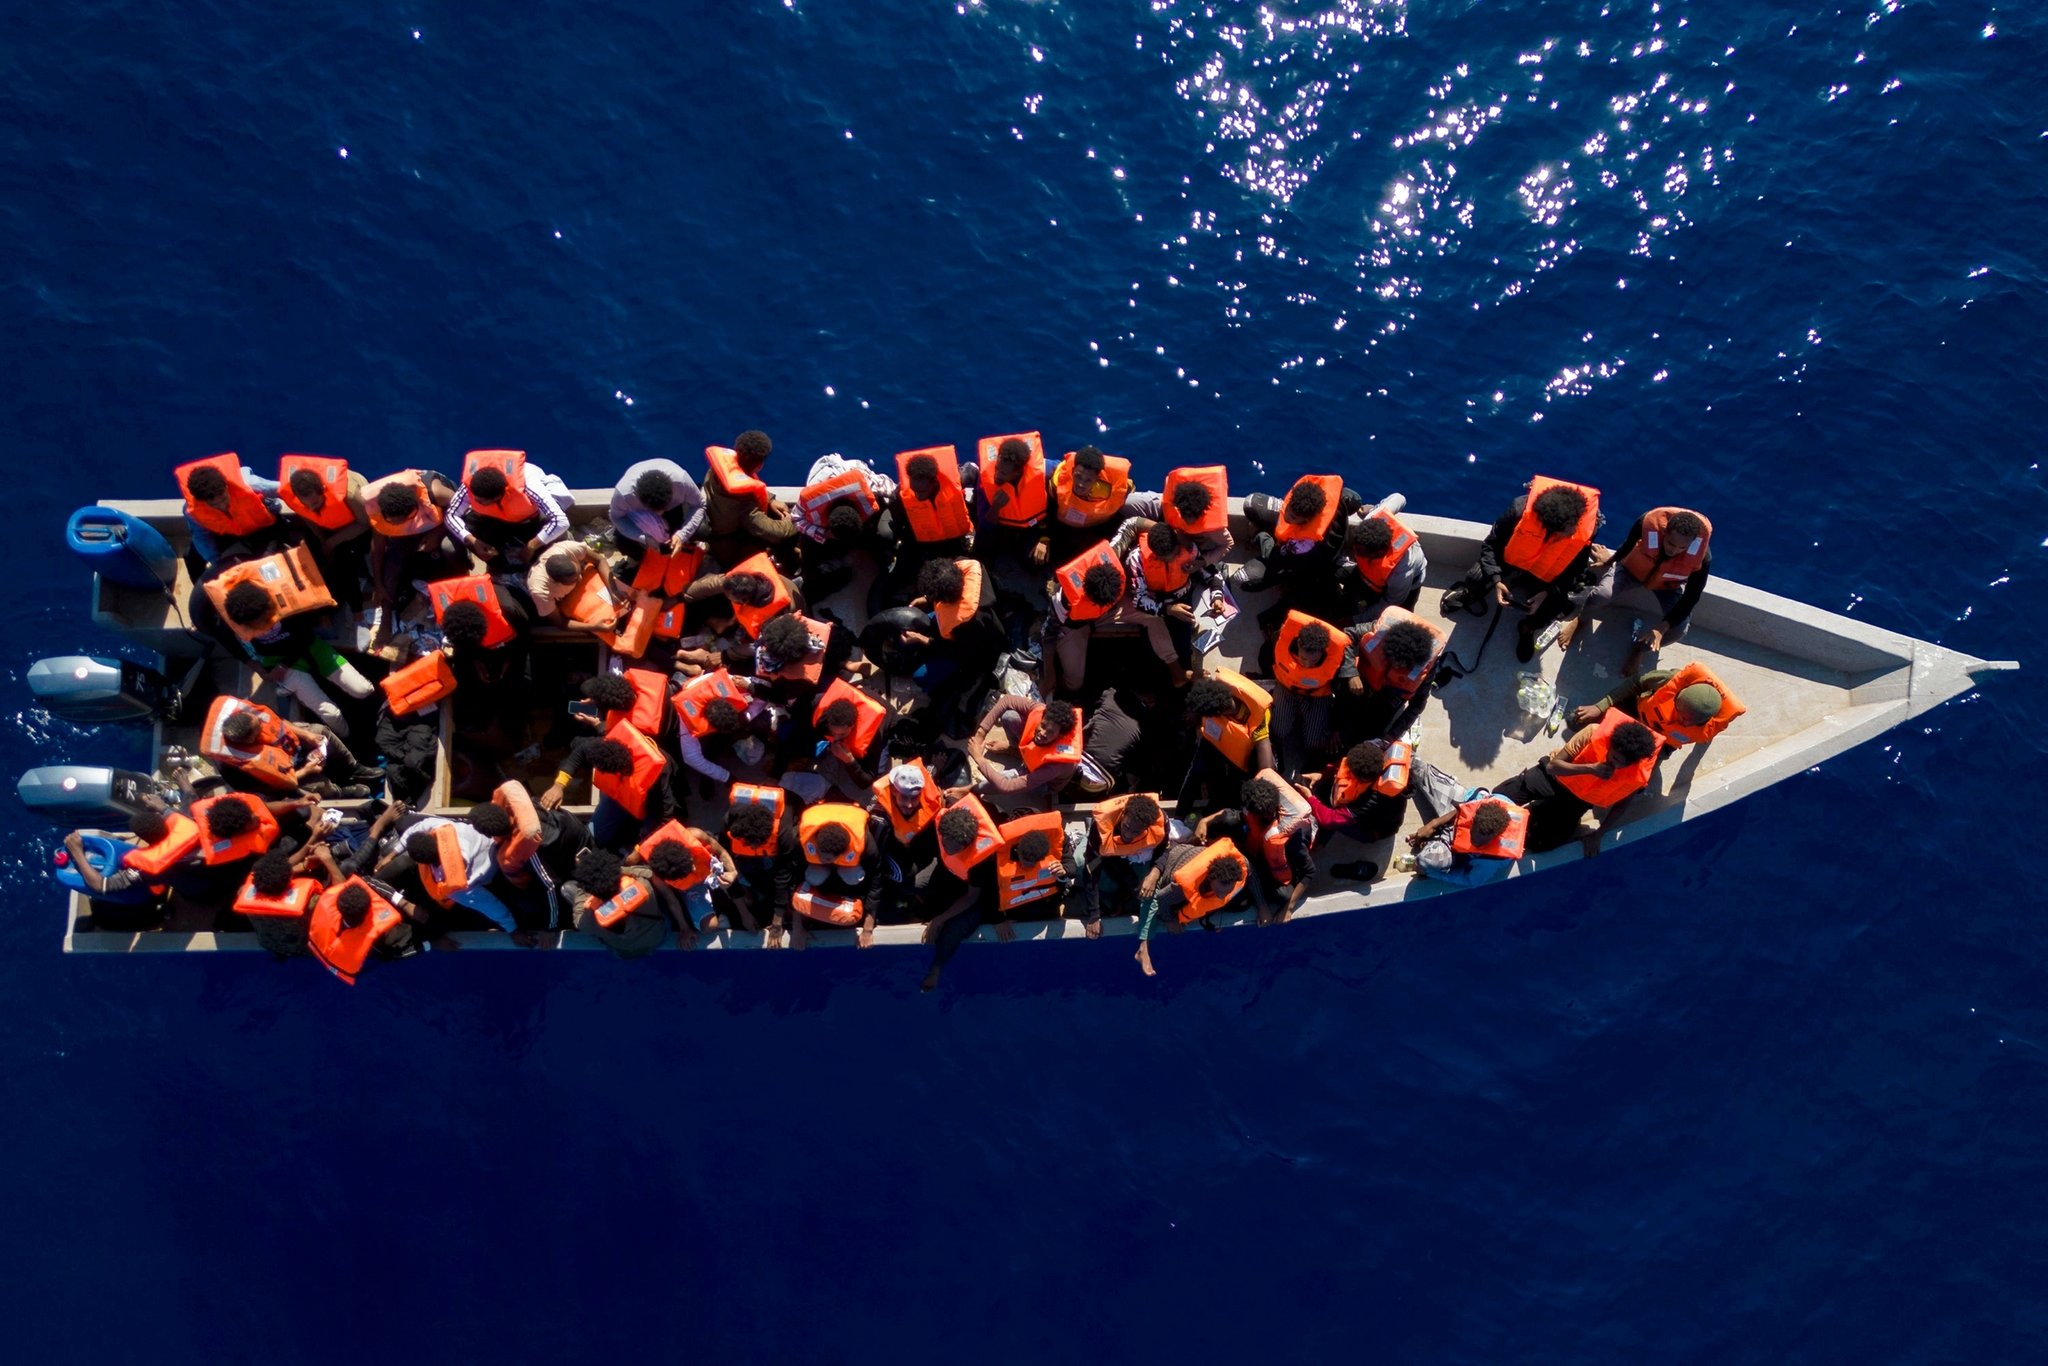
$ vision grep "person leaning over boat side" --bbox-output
[1489,709,1662,854]
[176,453,294,566]
[726,784,803,942]
[1233,473,1363,612]
[789,451,898,601]
[608,458,706,564]
[919,798,1003,992]
[702,430,799,570]
[1402,762,1527,888]
[1569,662,1745,754]
[962,695,1083,805]
[1335,494,1428,619]
[444,450,572,569]
[1442,475,1602,663]
[1559,507,1715,675]
[1133,840,1250,978]
[1195,771,1316,925]
[565,848,673,959]
[1073,791,1172,937]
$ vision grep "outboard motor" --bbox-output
[16,765,170,828]
[27,655,186,725]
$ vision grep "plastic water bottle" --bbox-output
[1534,617,1565,653]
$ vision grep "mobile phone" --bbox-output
[567,700,602,721]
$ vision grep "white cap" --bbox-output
[889,764,927,794]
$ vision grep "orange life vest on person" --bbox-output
[191,794,280,866]
[871,761,943,844]
[461,449,538,524]
[602,591,662,659]
[1375,739,1412,797]
[1553,708,1660,807]
[705,445,772,511]
[672,669,745,738]
[429,575,517,649]
[599,668,666,737]
[413,823,471,908]
[362,471,442,536]
[309,877,404,985]
[724,552,793,638]
[1054,543,1125,623]
[1137,536,1195,596]
[176,453,277,539]
[589,878,655,930]
[933,560,985,640]
[1330,753,1376,807]
[1161,465,1230,537]
[381,650,457,716]
[1450,798,1528,860]
[1271,610,1351,697]
[556,563,622,629]
[277,454,356,530]
[1636,662,1745,747]
[937,794,1002,879]
[760,614,829,685]
[792,888,866,926]
[492,781,544,869]
[1171,840,1247,921]
[1017,703,1083,773]
[975,433,1049,527]
[629,543,705,598]
[651,598,688,642]
[1244,767,1314,885]
[797,466,880,527]
[1502,475,1600,582]
[121,811,202,880]
[812,678,887,761]
[1196,669,1272,770]
[1357,605,1449,697]
[726,783,786,858]
[1618,507,1713,589]
[995,811,1065,912]
[1093,795,1166,859]
[1351,509,1419,592]
[204,546,336,641]
[199,695,302,791]
[1274,474,1343,544]
[635,820,714,890]
[799,802,869,869]
[1051,452,1133,527]
[235,873,319,920]
[591,720,667,819]
[894,445,973,542]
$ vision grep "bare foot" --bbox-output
[920,965,942,992]
[1555,618,1582,651]
[1085,920,1102,940]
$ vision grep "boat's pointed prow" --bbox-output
[1907,643,2020,720]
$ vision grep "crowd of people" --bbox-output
[67,436,1743,987]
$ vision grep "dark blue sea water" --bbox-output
[4,2,2046,1359]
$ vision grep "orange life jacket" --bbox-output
[602,591,661,659]
[362,471,442,537]
[591,720,667,820]
[705,445,772,511]
[1137,536,1195,596]
[1054,543,1125,623]
[726,783,786,859]
[199,695,302,791]
[1451,798,1528,860]
[176,453,277,539]
[975,433,1049,527]
[1171,840,1247,921]
[1051,452,1133,527]
[1330,754,1376,807]
[871,761,943,844]
[760,614,829,685]
[634,820,714,890]
[1161,465,1230,537]
[893,445,973,542]
[812,678,886,761]
[796,466,879,527]
[414,823,471,908]
[1271,610,1351,697]
[792,888,865,926]
[1244,766,1314,885]
[938,794,1002,879]
[1273,474,1343,544]
[589,877,654,930]
[309,877,404,985]
[1619,507,1713,589]
[672,669,746,738]
[1636,661,1745,747]
[650,598,688,642]
[122,811,202,880]
[277,454,356,530]
[235,874,320,920]
[1196,669,1272,770]
[191,795,281,866]
[1375,739,1413,797]
[629,543,706,597]
[1553,708,1660,808]
[605,667,669,737]
[799,802,869,868]
[1502,475,1600,582]
[460,449,538,524]
[1351,510,1419,591]
[1017,703,1083,773]
[381,650,457,716]
[933,560,984,640]
[557,564,622,630]
[1093,795,1166,859]
[492,781,544,869]
[429,575,517,649]
[995,811,1065,912]
[724,552,793,639]
[1357,605,1449,697]
[204,546,336,641]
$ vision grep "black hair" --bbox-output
[818,698,858,733]
[824,503,865,542]
[1184,677,1235,719]
[733,430,773,469]
[1468,802,1512,845]
[1241,777,1281,821]
[575,847,624,900]
[249,849,295,897]
[1532,484,1588,534]
[131,810,169,845]
[1609,721,1659,765]
[905,454,940,489]
[1378,621,1438,674]
[377,481,420,522]
[648,838,699,882]
[916,557,967,603]
[1035,700,1077,744]
[727,801,777,847]
[587,739,633,775]
[336,882,372,923]
[1116,795,1161,839]
[1349,514,1394,558]
[724,571,773,608]
[1343,742,1388,780]
[544,553,580,586]
[703,698,745,735]
[1073,445,1106,473]
[1204,853,1246,895]
[404,830,440,864]
[221,709,260,745]
[1170,479,1214,523]
[186,465,228,500]
[582,674,635,712]
[1665,509,1705,543]
[205,795,255,839]
[468,802,512,838]
[1291,622,1332,659]
[223,581,275,627]
[468,465,509,502]
[1284,479,1328,521]
[938,807,982,853]
[441,600,489,649]
[287,468,327,507]
[757,613,812,661]
[633,467,674,511]
[1012,830,1052,865]
[995,437,1031,476]
[811,822,852,862]
[1144,520,1180,558]
[1080,561,1123,606]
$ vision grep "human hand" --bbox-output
[1492,581,1513,607]
[1571,704,1601,727]
[537,785,565,811]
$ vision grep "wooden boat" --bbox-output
[54,487,2016,955]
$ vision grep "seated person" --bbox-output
[903,557,1007,734]
[991,813,1071,928]
[634,821,739,944]
[609,459,706,561]
[749,610,850,718]
[541,727,678,850]
[566,847,677,959]
[401,819,521,934]
[726,782,802,940]
[919,798,1004,992]
[1491,710,1661,853]
[445,450,572,568]
[1045,445,1136,562]
[791,452,897,599]
[1305,739,1412,843]
[1196,770,1317,924]
[1337,496,1428,617]
[308,873,437,984]
[1122,518,1207,665]
[364,469,465,626]
[1044,543,1185,694]
[1349,609,1447,741]
[780,801,888,949]
[1075,791,1170,937]
[868,760,954,949]
[962,695,1082,804]
[192,556,374,735]
[1443,476,1601,663]
[526,543,625,634]
[1184,672,1277,800]
[670,671,783,787]
[967,434,1053,582]
[1134,841,1249,978]
[1561,507,1714,674]
[1569,662,1744,753]
[1263,610,1360,778]
[702,429,798,569]
[811,682,891,803]
[1235,474,1361,608]
[176,453,290,565]
[469,786,591,930]
[1124,466,1232,568]
[278,457,372,604]
[231,845,325,960]
[1402,762,1528,887]
[683,556,804,640]
[205,695,376,797]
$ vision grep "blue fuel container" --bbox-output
[67,506,177,590]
